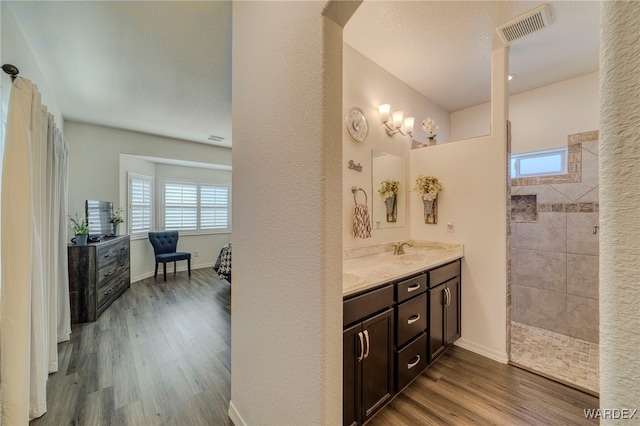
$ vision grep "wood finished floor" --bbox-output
[369,346,599,426]
[32,268,598,425]
[31,268,232,426]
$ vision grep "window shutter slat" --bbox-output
[163,181,229,232]
[130,176,152,233]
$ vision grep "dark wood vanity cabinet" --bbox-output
[343,286,395,426]
[428,261,461,362]
[68,235,130,323]
[394,274,428,392]
[343,259,461,426]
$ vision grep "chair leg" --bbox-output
[188,258,191,277]
[174,261,177,275]
[154,262,158,278]
[163,262,167,282]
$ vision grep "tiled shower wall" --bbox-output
[511,131,599,343]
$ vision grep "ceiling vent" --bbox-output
[208,135,225,142]
[496,4,553,45]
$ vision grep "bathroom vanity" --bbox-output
[343,242,462,426]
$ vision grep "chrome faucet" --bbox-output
[393,242,413,255]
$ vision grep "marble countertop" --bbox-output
[343,241,464,297]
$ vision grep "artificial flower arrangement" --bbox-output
[422,117,439,140]
[414,175,443,199]
[111,207,125,225]
[378,178,400,200]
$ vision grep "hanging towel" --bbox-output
[353,203,372,239]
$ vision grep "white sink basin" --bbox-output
[343,272,361,286]
[399,252,428,262]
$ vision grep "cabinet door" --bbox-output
[361,308,394,423]
[445,278,460,345]
[343,323,362,426]
[428,284,445,362]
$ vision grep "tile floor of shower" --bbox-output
[510,321,599,395]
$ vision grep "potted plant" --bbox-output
[378,178,400,222]
[111,207,125,236]
[414,175,443,223]
[421,117,439,145]
[69,213,90,245]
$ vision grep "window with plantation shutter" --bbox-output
[200,185,229,230]
[162,180,230,233]
[128,173,153,234]
[164,182,198,230]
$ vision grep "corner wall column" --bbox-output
[599,0,640,411]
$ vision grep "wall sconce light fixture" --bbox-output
[379,104,414,137]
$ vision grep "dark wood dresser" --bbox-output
[68,235,130,323]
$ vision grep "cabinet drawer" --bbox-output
[429,260,460,288]
[396,333,428,392]
[396,293,427,347]
[98,259,129,289]
[97,275,127,307]
[396,273,426,303]
[344,284,394,327]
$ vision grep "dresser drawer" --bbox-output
[429,260,460,288]
[344,284,394,327]
[396,333,428,391]
[97,258,129,289]
[396,293,427,347]
[97,275,127,307]
[396,273,426,303]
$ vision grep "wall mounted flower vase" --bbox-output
[385,195,397,222]
[423,192,438,224]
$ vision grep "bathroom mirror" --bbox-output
[371,150,407,229]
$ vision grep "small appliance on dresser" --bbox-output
[68,235,130,323]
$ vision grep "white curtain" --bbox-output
[0,76,70,423]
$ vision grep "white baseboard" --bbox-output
[455,338,509,364]
[228,400,246,426]
[131,263,213,283]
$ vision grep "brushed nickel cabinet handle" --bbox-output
[407,355,421,369]
[407,314,421,325]
[407,283,421,292]
[104,270,114,277]
[357,332,364,362]
[104,288,114,296]
[363,330,370,360]
[446,288,451,307]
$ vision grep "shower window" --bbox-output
[510,148,567,178]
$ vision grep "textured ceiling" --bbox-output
[344,1,600,112]
[8,1,598,146]
[8,1,232,147]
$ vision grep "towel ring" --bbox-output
[351,186,368,205]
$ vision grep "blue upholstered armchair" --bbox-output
[148,231,191,281]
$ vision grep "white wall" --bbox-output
[450,72,599,153]
[230,1,346,424]
[0,2,63,127]
[343,43,450,248]
[65,121,232,282]
[599,1,640,412]
[410,48,510,363]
